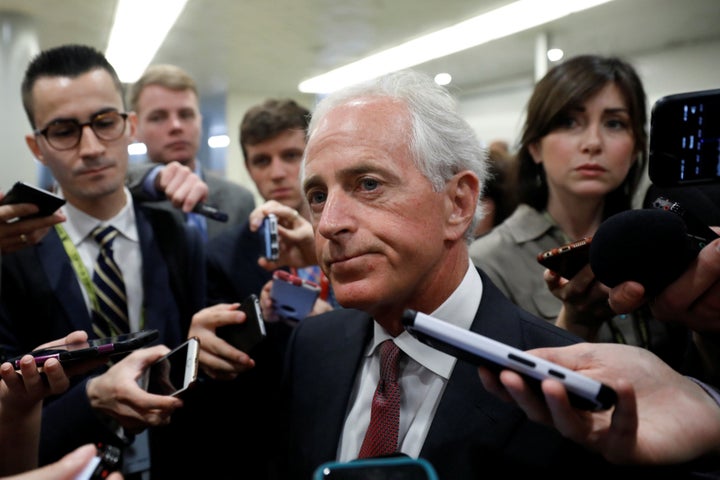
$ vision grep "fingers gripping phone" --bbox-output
[7,329,160,369]
[137,337,199,397]
[270,270,321,323]
[402,309,617,411]
[258,213,279,261]
[216,294,267,353]
[0,181,66,220]
[536,236,592,279]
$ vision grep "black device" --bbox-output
[536,236,592,279]
[313,456,439,480]
[216,294,267,353]
[192,202,229,222]
[7,329,159,369]
[137,337,199,397]
[75,443,122,480]
[648,88,720,187]
[258,213,280,261]
[402,309,617,411]
[0,181,66,220]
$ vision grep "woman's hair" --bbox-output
[516,55,648,218]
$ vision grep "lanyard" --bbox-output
[55,224,99,313]
[54,224,145,331]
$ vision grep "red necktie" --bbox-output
[358,340,402,458]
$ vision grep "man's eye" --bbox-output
[48,124,78,138]
[360,178,379,191]
[308,191,326,205]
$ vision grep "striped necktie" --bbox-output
[91,225,129,337]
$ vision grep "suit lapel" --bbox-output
[36,229,92,330]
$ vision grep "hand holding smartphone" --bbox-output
[137,337,199,397]
[216,294,267,353]
[270,270,321,322]
[536,237,592,279]
[7,329,159,369]
[402,309,617,411]
[0,181,66,220]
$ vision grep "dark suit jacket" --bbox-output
[126,162,256,241]
[0,202,206,471]
[276,269,687,478]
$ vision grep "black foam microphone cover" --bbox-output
[589,209,696,296]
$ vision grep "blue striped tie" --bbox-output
[91,225,129,337]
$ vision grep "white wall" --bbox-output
[457,39,720,151]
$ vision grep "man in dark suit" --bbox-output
[125,63,255,241]
[0,44,206,479]
[269,69,692,477]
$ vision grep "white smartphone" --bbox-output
[137,337,199,397]
[402,309,617,411]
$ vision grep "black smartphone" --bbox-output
[0,181,66,220]
[7,329,159,369]
[402,309,617,411]
[258,213,279,261]
[536,237,592,279]
[270,270,321,322]
[75,443,122,480]
[137,337,199,397]
[216,294,267,353]
[313,456,439,480]
[648,88,720,187]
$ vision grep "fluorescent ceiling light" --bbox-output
[299,0,613,94]
[105,0,189,83]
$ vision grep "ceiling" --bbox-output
[1,0,719,104]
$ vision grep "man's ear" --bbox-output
[445,170,479,239]
[25,134,47,166]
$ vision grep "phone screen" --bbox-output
[649,88,720,186]
[315,458,437,480]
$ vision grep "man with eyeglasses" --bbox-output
[0,44,207,479]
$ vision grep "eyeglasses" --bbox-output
[34,111,128,151]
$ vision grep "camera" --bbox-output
[649,88,720,187]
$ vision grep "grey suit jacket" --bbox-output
[126,162,256,240]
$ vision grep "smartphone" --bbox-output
[313,456,439,480]
[258,213,279,261]
[0,181,66,220]
[7,329,159,369]
[648,88,720,187]
[650,195,719,252]
[270,270,321,322]
[215,294,267,353]
[536,236,592,279]
[137,337,199,397]
[74,443,122,480]
[402,309,617,411]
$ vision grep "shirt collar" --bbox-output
[59,187,139,245]
[369,259,483,379]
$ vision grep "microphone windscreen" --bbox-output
[589,209,696,296]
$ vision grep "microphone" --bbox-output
[192,202,229,222]
[589,209,698,296]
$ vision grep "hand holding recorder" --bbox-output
[477,342,720,465]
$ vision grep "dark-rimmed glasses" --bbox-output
[34,111,128,151]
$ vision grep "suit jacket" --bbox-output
[0,202,206,471]
[276,269,686,478]
[126,162,256,241]
[206,220,276,304]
